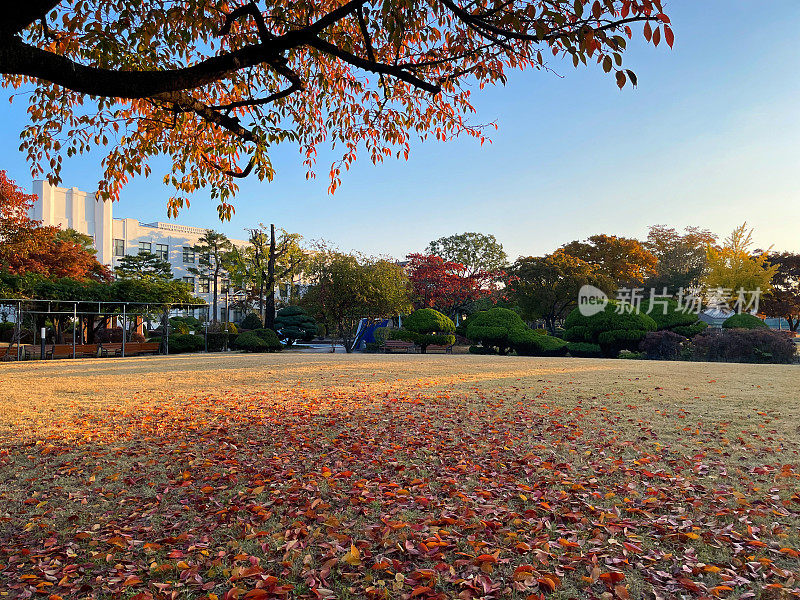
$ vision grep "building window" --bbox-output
[138,241,151,254]
[114,239,125,257]
[183,247,195,264]
[182,276,195,291]
[155,243,168,261]
[199,277,211,294]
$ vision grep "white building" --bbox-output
[29,180,302,321]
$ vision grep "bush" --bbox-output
[639,298,707,338]
[397,309,456,353]
[275,306,317,345]
[469,344,497,355]
[563,303,657,358]
[640,330,688,360]
[465,308,527,355]
[167,333,205,354]
[364,342,381,353]
[240,312,263,330]
[566,342,603,358]
[207,331,229,351]
[170,316,202,334]
[96,327,146,344]
[208,321,237,334]
[235,331,269,353]
[691,329,795,363]
[509,328,568,357]
[235,328,282,352]
[723,313,768,330]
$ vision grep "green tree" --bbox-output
[426,232,508,276]
[275,306,317,346]
[702,224,777,305]
[395,308,455,354]
[761,252,800,331]
[645,225,718,291]
[115,251,173,281]
[563,302,657,358]
[508,250,611,335]
[190,229,233,322]
[302,250,411,352]
[561,234,658,287]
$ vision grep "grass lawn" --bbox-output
[1,353,798,599]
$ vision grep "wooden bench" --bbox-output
[44,344,101,359]
[100,342,161,356]
[426,344,454,354]
[381,340,416,353]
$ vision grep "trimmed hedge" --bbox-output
[722,313,768,330]
[566,342,603,358]
[691,328,795,363]
[398,309,456,353]
[639,298,707,338]
[564,303,657,358]
[509,328,568,357]
[235,329,283,352]
[96,327,145,344]
[167,333,205,354]
[465,308,527,355]
[469,344,497,355]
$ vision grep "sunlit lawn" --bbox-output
[1,353,799,599]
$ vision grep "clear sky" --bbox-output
[1,1,798,260]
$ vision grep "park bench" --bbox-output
[42,344,101,359]
[425,344,454,354]
[381,340,416,353]
[100,342,161,356]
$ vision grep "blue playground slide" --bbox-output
[353,318,391,349]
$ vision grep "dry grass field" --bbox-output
[1,353,799,599]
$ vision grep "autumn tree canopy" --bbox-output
[1,1,671,217]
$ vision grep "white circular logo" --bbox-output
[578,285,608,317]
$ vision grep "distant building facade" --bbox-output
[29,180,304,321]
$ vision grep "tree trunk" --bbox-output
[264,223,277,331]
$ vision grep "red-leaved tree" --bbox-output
[406,253,501,317]
[0,170,111,281]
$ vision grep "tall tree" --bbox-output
[302,250,411,352]
[406,253,499,318]
[190,230,233,321]
[1,2,670,216]
[115,251,173,282]
[508,251,611,334]
[645,224,717,290]
[760,252,800,332]
[426,232,508,276]
[702,223,777,306]
[242,224,305,328]
[560,234,658,287]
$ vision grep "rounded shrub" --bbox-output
[563,302,657,358]
[465,308,527,355]
[639,298,707,338]
[566,342,603,358]
[509,328,568,356]
[96,327,145,344]
[240,312,263,331]
[235,331,269,352]
[639,330,688,361]
[251,328,283,352]
[399,309,456,353]
[722,313,768,330]
[275,306,317,345]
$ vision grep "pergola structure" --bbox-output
[0,298,208,360]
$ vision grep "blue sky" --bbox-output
[2,1,798,260]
